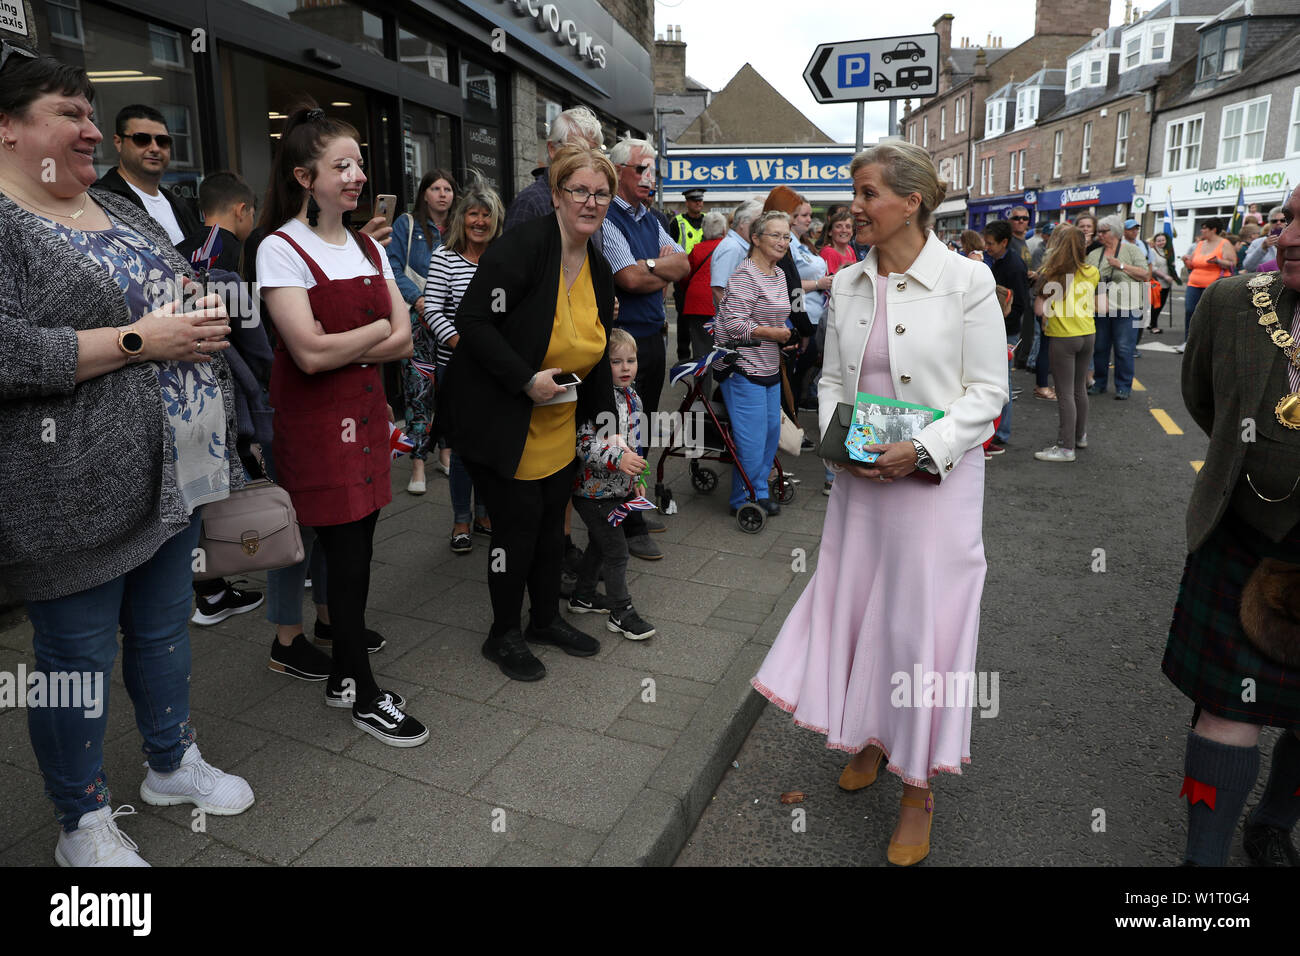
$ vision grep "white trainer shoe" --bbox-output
[55,805,150,867]
[1076,434,1088,449]
[1034,443,1076,462]
[139,744,254,815]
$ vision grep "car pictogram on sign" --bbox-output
[881,41,925,63]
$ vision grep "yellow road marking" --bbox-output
[1131,378,1146,392]
[1151,409,1183,435]
[1191,460,1204,472]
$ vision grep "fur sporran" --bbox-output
[1240,558,1300,667]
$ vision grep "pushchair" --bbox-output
[652,345,796,534]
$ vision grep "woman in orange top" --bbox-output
[1179,217,1236,347]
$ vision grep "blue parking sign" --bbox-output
[837,53,870,88]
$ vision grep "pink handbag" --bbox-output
[194,479,305,581]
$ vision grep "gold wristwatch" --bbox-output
[117,326,144,357]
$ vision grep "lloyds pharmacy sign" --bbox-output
[494,0,608,68]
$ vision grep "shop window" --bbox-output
[1219,97,1269,166]
[245,0,385,58]
[158,105,193,168]
[150,25,184,67]
[399,25,450,82]
[402,104,455,204]
[461,60,498,110]
[46,0,84,44]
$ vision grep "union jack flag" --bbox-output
[388,421,414,460]
[606,495,657,527]
[411,359,438,382]
[669,347,735,385]
[190,225,223,272]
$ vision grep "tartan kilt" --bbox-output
[1163,517,1300,728]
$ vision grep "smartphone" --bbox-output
[375,194,397,227]
[553,372,582,388]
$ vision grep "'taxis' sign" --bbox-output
[804,32,940,103]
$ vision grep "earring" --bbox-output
[905,217,911,226]
[2,139,14,151]
[306,192,321,227]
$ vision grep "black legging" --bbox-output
[312,510,381,704]
[465,457,575,640]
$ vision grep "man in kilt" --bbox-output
[1166,184,1300,866]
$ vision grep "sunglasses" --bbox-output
[125,131,173,149]
[1009,215,1030,221]
[620,162,651,175]
[0,39,37,73]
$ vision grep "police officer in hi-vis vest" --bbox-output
[669,188,706,360]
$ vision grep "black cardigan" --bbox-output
[437,213,617,479]
[95,166,202,242]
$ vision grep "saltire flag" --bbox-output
[388,421,414,460]
[669,347,736,385]
[606,495,657,527]
[1163,189,1176,242]
[411,359,438,382]
[190,225,223,272]
[1229,184,1246,234]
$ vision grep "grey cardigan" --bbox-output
[0,188,245,602]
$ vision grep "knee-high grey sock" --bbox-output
[1183,730,1259,866]
[1248,731,1300,831]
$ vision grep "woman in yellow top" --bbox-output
[436,143,619,681]
[1034,225,1098,463]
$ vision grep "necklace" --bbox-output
[1246,272,1300,430]
[0,182,89,221]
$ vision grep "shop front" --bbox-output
[1145,160,1299,259]
[931,197,967,242]
[1036,177,1136,225]
[966,190,1037,233]
[14,0,653,215]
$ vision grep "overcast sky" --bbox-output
[653,0,1130,144]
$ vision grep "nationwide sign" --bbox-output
[662,150,855,195]
[803,33,940,103]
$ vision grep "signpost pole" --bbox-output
[854,102,864,152]
[888,99,897,139]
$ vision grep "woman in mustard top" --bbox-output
[437,143,618,682]
[1035,225,1098,463]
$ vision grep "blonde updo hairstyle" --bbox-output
[849,141,947,232]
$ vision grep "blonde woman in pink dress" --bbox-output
[752,142,1007,865]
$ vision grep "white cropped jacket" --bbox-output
[819,232,1009,481]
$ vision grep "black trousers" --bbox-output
[312,510,380,704]
[633,330,666,415]
[466,458,575,639]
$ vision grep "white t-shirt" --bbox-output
[256,217,394,290]
[126,180,185,245]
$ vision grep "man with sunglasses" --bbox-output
[95,104,200,245]
[1243,206,1289,273]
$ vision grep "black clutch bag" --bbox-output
[816,402,855,464]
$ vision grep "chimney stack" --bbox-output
[653,24,687,94]
[933,13,953,94]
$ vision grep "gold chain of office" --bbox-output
[1247,272,1300,430]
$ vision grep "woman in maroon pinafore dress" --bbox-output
[256,105,427,748]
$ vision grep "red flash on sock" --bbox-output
[1180,776,1217,809]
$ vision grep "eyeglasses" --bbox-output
[560,186,612,206]
[619,162,651,175]
[759,233,792,243]
[0,39,37,73]
[1270,218,1286,224]
[126,132,173,149]
[1009,215,1030,221]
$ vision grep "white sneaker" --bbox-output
[139,744,254,816]
[1076,434,1088,449]
[1034,443,1076,462]
[1174,343,1186,354]
[55,805,150,867]
[407,478,427,495]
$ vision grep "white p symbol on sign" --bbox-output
[838,54,870,88]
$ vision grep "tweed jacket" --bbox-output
[0,188,244,601]
[1182,271,1300,552]
[819,231,1008,481]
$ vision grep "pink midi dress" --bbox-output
[752,276,988,787]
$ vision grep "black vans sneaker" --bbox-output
[608,605,656,641]
[352,693,428,748]
[191,582,264,626]
[325,683,406,710]
[314,621,386,653]
[268,634,332,681]
[567,592,613,615]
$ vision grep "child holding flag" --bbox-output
[569,329,657,639]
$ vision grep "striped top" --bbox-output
[713,258,789,381]
[422,246,480,366]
